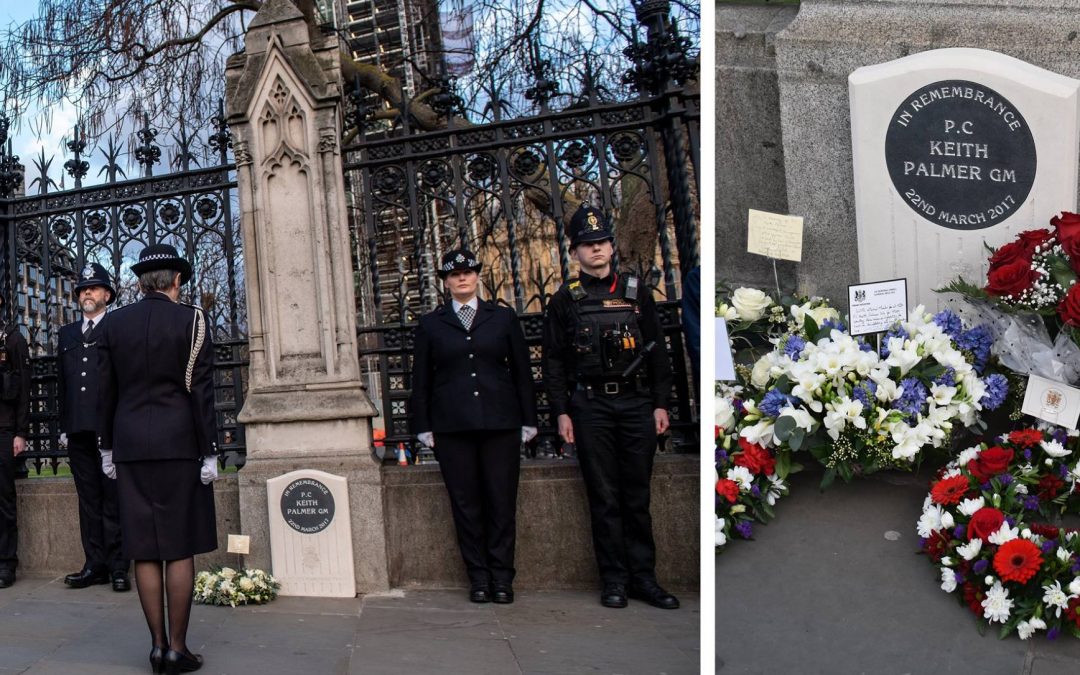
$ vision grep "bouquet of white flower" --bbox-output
[193,567,280,607]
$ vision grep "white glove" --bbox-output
[59,433,68,447]
[200,456,219,485]
[417,432,434,448]
[99,449,116,480]
[521,426,538,443]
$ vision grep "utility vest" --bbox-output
[567,273,645,383]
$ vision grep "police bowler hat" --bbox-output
[74,262,118,305]
[130,244,193,285]
[437,249,482,279]
[569,204,614,247]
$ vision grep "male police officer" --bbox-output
[59,263,129,591]
[542,204,678,610]
[0,291,30,589]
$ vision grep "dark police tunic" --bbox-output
[542,269,672,586]
[0,324,30,574]
[410,299,536,587]
[58,315,126,573]
[98,292,218,560]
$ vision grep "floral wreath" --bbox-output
[716,388,790,549]
[918,427,1080,639]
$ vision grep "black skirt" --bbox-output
[116,459,217,560]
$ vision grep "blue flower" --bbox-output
[783,335,807,359]
[759,388,797,418]
[892,378,928,421]
[980,373,1008,411]
[973,559,989,574]
[879,326,909,358]
[953,525,965,539]
[1041,539,1057,553]
[735,521,753,539]
[821,318,847,333]
[956,325,993,373]
[932,309,964,339]
[851,380,878,408]
[933,367,956,387]
[1026,496,1041,512]
[998,473,1013,486]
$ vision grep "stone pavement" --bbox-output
[716,467,1080,675]
[0,578,698,674]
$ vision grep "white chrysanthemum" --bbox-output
[981,582,1013,624]
[941,467,962,479]
[957,447,982,467]
[917,504,945,538]
[1017,620,1037,640]
[1014,483,1029,495]
[715,517,727,547]
[726,466,754,491]
[1043,580,1077,618]
[940,567,957,593]
[987,522,1019,545]
[1069,578,1080,595]
[957,497,985,517]
[956,538,982,561]
[1041,439,1072,458]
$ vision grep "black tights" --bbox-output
[134,558,195,653]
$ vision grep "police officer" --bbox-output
[542,204,678,610]
[59,263,129,591]
[0,291,30,589]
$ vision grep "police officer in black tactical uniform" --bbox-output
[542,204,679,610]
[59,263,129,592]
[0,291,31,589]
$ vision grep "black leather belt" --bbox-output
[576,380,632,396]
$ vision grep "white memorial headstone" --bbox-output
[267,469,356,597]
[850,48,1080,310]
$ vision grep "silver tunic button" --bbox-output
[81,372,86,377]
[469,354,474,358]
[82,357,88,362]
[473,391,479,396]
[80,387,86,392]
[471,372,476,377]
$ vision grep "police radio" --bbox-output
[600,323,638,371]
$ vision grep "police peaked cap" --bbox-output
[74,262,118,305]
[130,243,193,285]
[568,204,614,247]
[437,249,482,279]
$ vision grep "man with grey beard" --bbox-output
[58,263,129,591]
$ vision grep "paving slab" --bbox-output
[716,468,1080,675]
[0,577,698,674]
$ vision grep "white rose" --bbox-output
[750,355,773,389]
[716,397,735,431]
[807,305,840,327]
[731,288,773,322]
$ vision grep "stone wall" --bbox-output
[716,3,799,291]
[14,456,699,591]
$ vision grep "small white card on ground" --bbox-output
[1022,374,1080,430]
[848,278,908,336]
[747,209,804,262]
[716,318,736,382]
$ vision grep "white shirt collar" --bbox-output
[82,311,106,333]
[451,297,478,313]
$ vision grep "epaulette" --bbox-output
[567,279,587,301]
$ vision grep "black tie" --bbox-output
[83,319,94,341]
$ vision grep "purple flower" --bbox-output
[759,388,798,418]
[973,559,989,574]
[956,325,993,373]
[716,449,728,464]
[954,571,965,584]
[821,318,847,333]
[1023,449,1033,461]
[1041,540,1057,554]
[932,310,964,339]
[880,326,909,358]
[1025,496,1041,511]
[953,525,966,539]
[1005,516,1016,527]
[735,521,753,539]
[1071,561,1080,574]
[750,484,761,499]
[997,474,1013,486]
[981,481,992,492]
[1048,627,1060,641]
[980,373,1008,411]
[784,335,807,359]
[933,367,957,387]
[851,380,878,408]
[893,378,929,421]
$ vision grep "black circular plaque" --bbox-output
[280,478,335,534]
[885,79,1036,230]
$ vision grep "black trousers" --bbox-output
[67,431,127,573]
[0,430,15,571]
[569,389,657,586]
[434,429,521,588]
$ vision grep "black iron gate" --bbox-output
[0,112,248,475]
[343,2,700,460]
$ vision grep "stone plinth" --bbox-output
[225,0,386,593]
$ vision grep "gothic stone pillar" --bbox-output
[225,0,387,592]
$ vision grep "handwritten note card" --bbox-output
[848,278,908,336]
[716,318,736,382]
[747,209,804,262]
[1022,374,1080,431]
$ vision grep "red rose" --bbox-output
[1016,228,1055,253]
[1037,474,1065,501]
[1059,284,1080,327]
[930,475,970,505]
[716,479,739,504]
[968,507,1006,541]
[985,259,1038,298]
[1051,211,1080,249]
[963,583,987,616]
[735,438,776,476]
[986,240,1031,270]
[967,446,1014,483]
[1007,429,1043,447]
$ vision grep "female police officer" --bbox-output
[410,249,537,603]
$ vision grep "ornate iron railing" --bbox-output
[0,111,249,475]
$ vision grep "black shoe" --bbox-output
[163,649,203,674]
[111,570,131,592]
[491,585,514,604]
[64,568,109,588]
[629,582,680,609]
[0,572,13,589]
[469,587,492,603]
[601,583,628,608]
[149,645,167,674]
